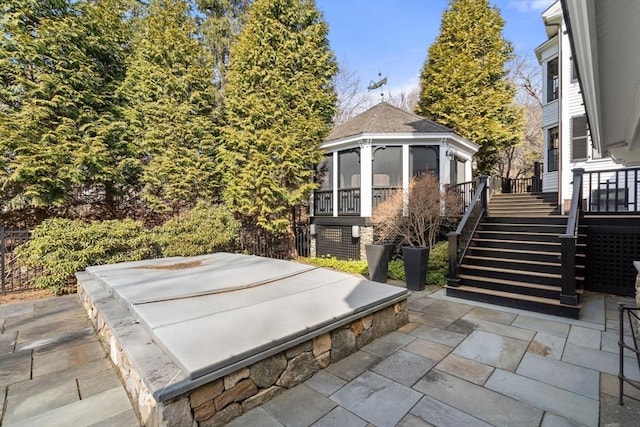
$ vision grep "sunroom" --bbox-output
[310,102,478,260]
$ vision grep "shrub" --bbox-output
[298,256,368,275]
[372,173,462,248]
[17,218,158,294]
[388,259,405,281]
[428,240,449,271]
[298,241,450,286]
[154,204,240,257]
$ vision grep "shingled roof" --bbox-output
[325,102,453,142]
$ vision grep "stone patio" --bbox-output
[1,285,640,426]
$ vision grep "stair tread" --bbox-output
[472,238,561,245]
[467,246,585,257]
[463,255,561,267]
[459,273,586,288]
[472,238,586,247]
[448,285,583,308]
[460,265,561,279]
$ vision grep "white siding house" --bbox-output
[535,1,622,213]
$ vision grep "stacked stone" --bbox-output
[187,301,408,426]
[79,281,407,427]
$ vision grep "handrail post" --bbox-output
[447,231,460,287]
[559,235,578,304]
[479,175,489,217]
[560,168,584,306]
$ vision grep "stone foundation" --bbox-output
[79,285,407,426]
[359,226,374,260]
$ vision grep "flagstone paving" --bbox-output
[1,286,640,426]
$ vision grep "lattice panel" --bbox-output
[315,226,360,260]
[586,226,640,296]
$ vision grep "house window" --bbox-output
[372,146,401,187]
[409,146,439,178]
[450,157,466,185]
[547,57,559,102]
[571,116,588,161]
[548,126,559,172]
[316,154,333,191]
[570,57,578,82]
[338,149,360,188]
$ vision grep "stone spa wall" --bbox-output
[79,285,408,426]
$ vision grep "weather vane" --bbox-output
[367,72,387,101]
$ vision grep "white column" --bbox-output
[360,141,373,217]
[332,152,338,217]
[402,145,410,216]
[440,142,450,185]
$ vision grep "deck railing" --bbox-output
[499,176,541,194]
[449,180,476,214]
[447,176,488,287]
[372,187,401,211]
[560,168,583,306]
[618,304,640,405]
[338,188,361,215]
[582,167,640,213]
[313,190,333,216]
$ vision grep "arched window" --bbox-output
[338,149,360,188]
[372,146,402,187]
[410,146,439,178]
[316,154,333,191]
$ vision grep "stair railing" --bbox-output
[618,303,640,405]
[448,175,488,287]
[560,168,584,305]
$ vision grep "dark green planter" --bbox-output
[365,244,392,283]
[402,246,429,291]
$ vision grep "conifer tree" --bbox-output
[221,0,336,239]
[415,0,523,174]
[118,0,220,215]
[195,0,251,90]
[0,0,132,221]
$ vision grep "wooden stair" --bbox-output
[446,193,584,318]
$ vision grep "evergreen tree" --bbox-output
[221,0,336,239]
[118,0,220,216]
[195,0,251,90]
[415,0,523,174]
[0,0,132,222]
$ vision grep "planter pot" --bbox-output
[365,244,392,283]
[402,246,429,291]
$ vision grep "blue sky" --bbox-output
[316,0,555,96]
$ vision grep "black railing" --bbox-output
[449,180,476,213]
[1,227,41,294]
[372,187,401,210]
[338,188,360,215]
[500,176,540,194]
[313,190,333,216]
[618,304,640,405]
[560,168,583,306]
[583,167,640,213]
[447,176,488,287]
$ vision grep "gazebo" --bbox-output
[310,102,478,260]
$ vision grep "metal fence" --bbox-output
[0,224,313,295]
[1,227,41,294]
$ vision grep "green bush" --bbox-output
[388,259,405,281]
[154,204,240,257]
[17,218,158,294]
[299,240,450,287]
[428,241,449,272]
[18,204,241,294]
[298,256,368,275]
